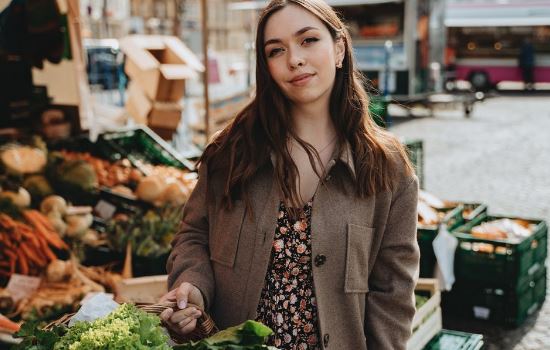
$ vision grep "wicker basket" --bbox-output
[43,301,218,344]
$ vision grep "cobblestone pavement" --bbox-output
[390,94,550,350]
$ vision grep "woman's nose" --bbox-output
[287,47,305,69]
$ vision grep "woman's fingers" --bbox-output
[159,308,173,321]
[180,318,198,334]
[176,282,194,309]
[159,289,177,303]
[170,307,202,324]
[159,306,201,335]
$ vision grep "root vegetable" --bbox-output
[40,195,68,215]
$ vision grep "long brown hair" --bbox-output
[199,0,413,210]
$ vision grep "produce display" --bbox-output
[58,150,142,189]
[0,134,197,337]
[14,303,169,350]
[470,218,536,242]
[13,304,277,350]
[417,190,454,226]
[5,259,120,323]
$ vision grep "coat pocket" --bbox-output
[210,201,246,267]
[345,224,374,293]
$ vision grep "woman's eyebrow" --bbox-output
[264,26,319,47]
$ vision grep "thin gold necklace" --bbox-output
[290,134,338,154]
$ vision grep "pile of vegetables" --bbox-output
[55,150,196,208]
[14,303,169,350]
[107,205,182,258]
[0,210,68,278]
[13,305,278,350]
[417,190,456,227]
[471,218,536,243]
[6,259,121,323]
[174,321,277,350]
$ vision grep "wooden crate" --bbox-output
[115,275,168,304]
[407,278,442,350]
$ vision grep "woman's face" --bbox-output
[263,4,344,107]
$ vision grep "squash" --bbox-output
[0,145,47,175]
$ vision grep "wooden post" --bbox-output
[201,0,210,143]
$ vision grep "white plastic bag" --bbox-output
[432,225,459,291]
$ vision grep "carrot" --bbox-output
[22,211,68,250]
[0,315,21,333]
[20,242,44,266]
[16,250,29,275]
[25,210,56,232]
[36,235,57,262]
[0,214,17,229]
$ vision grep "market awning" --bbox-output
[445,2,550,27]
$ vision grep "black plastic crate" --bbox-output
[444,267,546,327]
[423,329,484,350]
[452,214,548,288]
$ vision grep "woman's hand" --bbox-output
[159,282,205,335]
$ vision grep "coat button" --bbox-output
[314,254,327,267]
[323,333,330,347]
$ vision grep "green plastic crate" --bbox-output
[404,139,424,189]
[423,329,484,350]
[98,126,195,171]
[444,267,546,327]
[452,214,548,288]
[460,203,488,223]
[418,204,464,277]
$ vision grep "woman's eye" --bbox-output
[303,37,319,45]
[268,48,284,57]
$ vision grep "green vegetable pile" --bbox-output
[14,304,279,350]
[108,206,182,258]
[14,304,170,350]
[173,320,278,350]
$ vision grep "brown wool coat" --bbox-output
[167,142,420,350]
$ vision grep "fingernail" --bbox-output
[178,300,187,309]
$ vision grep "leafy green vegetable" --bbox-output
[12,321,66,350]
[173,321,278,350]
[51,303,170,350]
[107,206,182,258]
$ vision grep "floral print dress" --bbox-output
[256,200,321,350]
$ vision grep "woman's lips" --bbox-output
[289,73,315,86]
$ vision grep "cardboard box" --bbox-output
[125,82,183,129]
[120,35,204,102]
[150,126,177,141]
[115,275,168,304]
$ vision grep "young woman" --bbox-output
[160,1,419,349]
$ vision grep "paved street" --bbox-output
[390,94,550,350]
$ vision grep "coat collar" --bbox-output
[269,139,356,180]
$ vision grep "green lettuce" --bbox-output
[173,320,278,350]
